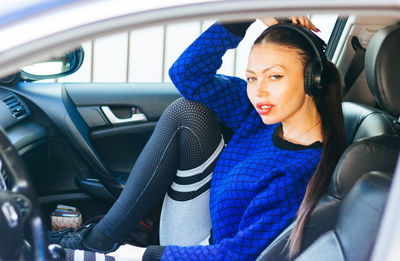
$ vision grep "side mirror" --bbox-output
[20,46,84,81]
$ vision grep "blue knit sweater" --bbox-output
[143,22,322,261]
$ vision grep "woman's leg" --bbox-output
[55,98,224,251]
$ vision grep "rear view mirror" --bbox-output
[20,46,84,81]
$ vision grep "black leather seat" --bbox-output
[257,23,400,261]
[342,101,397,145]
[258,135,400,261]
[296,171,392,261]
[296,135,400,253]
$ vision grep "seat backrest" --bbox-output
[296,171,392,261]
[299,135,400,251]
[257,23,400,261]
[257,135,400,261]
[342,101,397,145]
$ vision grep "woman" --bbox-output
[54,17,346,260]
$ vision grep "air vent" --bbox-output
[3,95,28,119]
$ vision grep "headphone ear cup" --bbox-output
[304,59,323,96]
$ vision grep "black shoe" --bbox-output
[48,224,93,250]
[48,224,119,253]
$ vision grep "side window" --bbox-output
[53,15,338,83]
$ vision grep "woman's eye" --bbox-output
[270,75,283,80]
[247,77,256,83]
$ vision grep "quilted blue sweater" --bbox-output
[143,22,322,261]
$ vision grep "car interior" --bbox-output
[0,12,399,260]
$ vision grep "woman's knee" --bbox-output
[160,98,222,165]
[162,98,219,130]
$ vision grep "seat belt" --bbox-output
[343,36,366,96]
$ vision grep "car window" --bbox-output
[43,14,338,84]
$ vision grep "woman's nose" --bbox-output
[255,80,268,96]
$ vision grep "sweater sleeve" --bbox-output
[143,165,313,261]
[168,22,253,131]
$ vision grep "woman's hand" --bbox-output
[260,16,320,32]
[260,17,280,27]
[107,244,146,261]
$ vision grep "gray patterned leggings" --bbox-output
[97,97,224,244]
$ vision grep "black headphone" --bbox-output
[265,23,329,96]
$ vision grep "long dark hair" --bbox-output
[253,26,346,257]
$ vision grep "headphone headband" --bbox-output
[268,23,327,67]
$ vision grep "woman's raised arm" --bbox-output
[169,21,253,131]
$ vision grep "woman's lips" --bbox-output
[256,103,274,115]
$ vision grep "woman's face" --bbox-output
[246,43,315,126]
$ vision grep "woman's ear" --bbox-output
[304,92,317,106]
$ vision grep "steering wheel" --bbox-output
[0,127,49,260]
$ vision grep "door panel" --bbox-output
[90,122,156,177]
[64,83,181,183]
[65,83,180,121]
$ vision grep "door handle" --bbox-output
[101,106,147,124]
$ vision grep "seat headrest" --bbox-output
[365,24,400,117]
[329,134,400,199]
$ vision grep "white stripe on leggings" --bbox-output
[170,172,213,192]
[74,250,84,261]
[95,252,105,261]
[175,136,224,177]
[171,136,224,192]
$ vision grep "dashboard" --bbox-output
[0,87,48,192]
